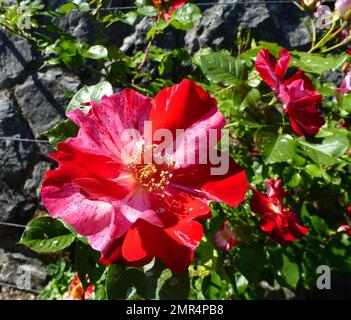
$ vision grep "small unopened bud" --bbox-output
[335,0,351,18]
[300,0,319,11]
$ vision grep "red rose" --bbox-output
[255,48,325,137]
[250,179,309,244]
[152,0,187,20]
[41,79,247,272]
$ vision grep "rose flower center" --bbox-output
[128,149,174,193]
[268,198,283,214]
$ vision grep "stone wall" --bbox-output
[0,0,311,294]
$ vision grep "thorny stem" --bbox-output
[262,92,275,98]
[308,19,351,53]
[268,96,278,106]
[138,36,155,71]
[218,85,235,94]
[232,214,248,226]
[308,19,337,53]
[311,15,317,50]
[329,21,349,40]
[137,16,162,72]
[321,34,351,53]
[130,82,151,95]
[281,110,286,128]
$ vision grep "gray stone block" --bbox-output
[0,31,35,89]
[14,69,80,138]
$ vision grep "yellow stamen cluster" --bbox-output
[128,148,175,193]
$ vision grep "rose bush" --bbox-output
[2,0,349,299]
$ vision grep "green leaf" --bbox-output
[304,164,322,178]
[158,55,173,75]
[106,259,190,300]
[318,82,336,97]
[258,41,284,56]
[314,127,349,140]
[197,51,248,86]
[122,11,138,25]
[57,3,76,14]
[287,172,301,188]
[239,41,283,64]
[292,152,306,166]
[19,217,76,253]
[139,259,190,300]
[302,245,326,290]
[300,201,310,221]
[75,241,105,289]
[297,130,349,166]
[236,244,265,282]
[311,215,329,236]
[59,39,79,55]
[86,45,108,60]
[106,265,143,300]
[191,277,205,300]
[290,52,348,75]
[78,3,90,12]
[240,88,261,111]
[325,234,351,273]
[257,132,296,164]
[339,92,351,114]
[138,260,173,300]
[281,254,300,289]
[135,0,147,6]
[43,120,78,147]
[192,47,213,67]
[66,81,113,113]
[202,271,230,299]
[158,270,190,299]
[146,19,170,39]
[234,273,248,295]
[137,5,158,17]
[171,3,201,31]
[239,47,263,65]
[196,239,216,265]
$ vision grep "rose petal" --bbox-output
[122,219,203,272]
[150,79,217,135]
[171,155,247,207]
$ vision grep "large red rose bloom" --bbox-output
[41,80,247,272]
